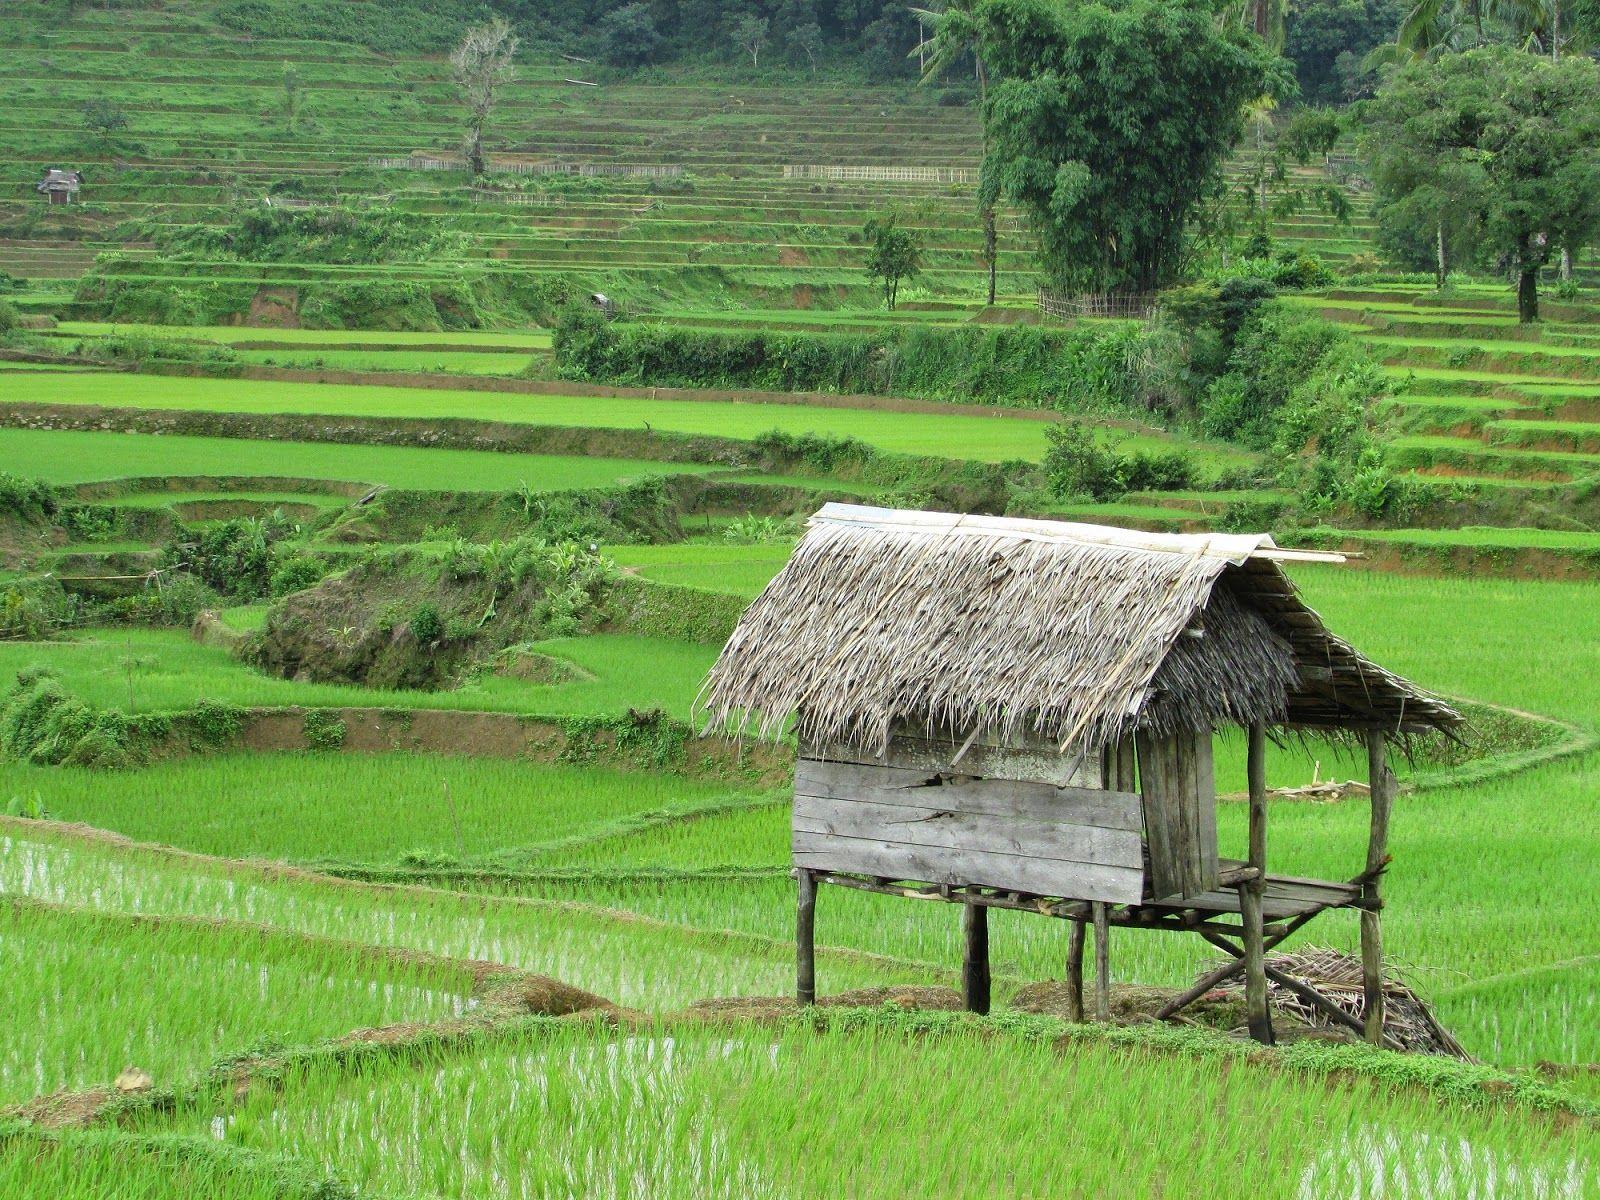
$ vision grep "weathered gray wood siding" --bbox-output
[1135,729,1219,900]
[792,732,1145,904]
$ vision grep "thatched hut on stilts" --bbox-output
[697,504,1462,1045]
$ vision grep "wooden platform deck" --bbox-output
[804,860,1368,938]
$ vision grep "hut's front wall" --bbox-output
[1135,729,1220,900]
[793,728,1145,904]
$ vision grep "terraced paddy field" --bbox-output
[0,427,720,489]
[3,2,1600,1190]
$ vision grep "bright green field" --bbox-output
[608,541,796,598]
[0,753,742,865]
[0,630,718,720]
[0,427,716,490]
[0,371,1245,465]
[55,322,552,349]
[136,1019,1600,1199]
[0,899,473,1104]
[0,819,931,1010]
[228,348,538,375]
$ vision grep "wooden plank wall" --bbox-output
[792,756,1145,904]
[1134,730,1219,900]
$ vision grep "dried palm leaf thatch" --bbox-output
[697,506,1461,756]
[1213,946,1469,1058]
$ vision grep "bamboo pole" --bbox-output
[1362,729,1392,1045]
[796,868,817,1006]
[1244,721,1273,1043]
[1065,919,1086,1022]
[1092,902,1111,1022]
[963,899,991,1015]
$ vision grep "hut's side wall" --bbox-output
[793,728,1145,904]
[1134,729,1220,900]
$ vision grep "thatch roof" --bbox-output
[697,505,1461,755]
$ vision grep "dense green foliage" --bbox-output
[149,206,463,266]
[1360,47,1600,319]
[556,309,1187,411]
[211,0,928,77]
[0,668,148,768]
[1283,0,1403,102]
[1041,423,1195,501]
[969,0,1283,291]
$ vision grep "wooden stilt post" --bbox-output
[1065,919,1086,1022]
[963,898,991,1015]
[1362,729,1393,1045]
[1243,720,1273,1045]
[796,868,817,1006]
[1092,901,1111,1022]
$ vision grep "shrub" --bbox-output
[302,709,347,751]
[0,579,80,641]
[169,515,296,601]
[0,669,141,768]
[0,299,18,336]
[0,473,56,519]
[409,603,444,644]
[270,555,326,598]
[1042,425,1195,501]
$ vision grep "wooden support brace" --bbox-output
[1092,901,1111,1022]
[1243,721,1273,1045]
[1154,909,1321,1022]
[1362,729,1392,1046]
[1065,919,1086,1023]
[963,898,991,1015]
[796,867,817,1006]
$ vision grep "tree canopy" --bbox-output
[965,0,1284,295]
[1359,46,1600,320]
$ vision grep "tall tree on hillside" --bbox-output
[917,0,999,305]
[732,14,770,66]
[970,0,1282,295]
[864,213,924,308]
[451,17,519,178]
[1359,46,1600,320]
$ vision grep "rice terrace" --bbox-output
[3,0,1600,1194]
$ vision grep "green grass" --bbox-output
[0,629,718,720]
[228,348,538,375]
[55,321,551,349]
[0,370,1247,466]
[141,1019,1600,1198]
[0,427,716,490]
[0,753,740,865]
[0,898,473,1103]
[103,489,350,508]
[1334,526,1600,551]
[608,541,796,599]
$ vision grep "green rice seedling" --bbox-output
[539,800,792,869]
[149,1018,1600,1198]
[0,898,474,1103]
[0,753,742,865]
[0,820,935,1008]
[0,1129,349,1200]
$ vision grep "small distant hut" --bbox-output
[37,168,83,205]
[699,505,1462,1045]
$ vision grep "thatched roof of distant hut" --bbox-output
[698,505,1462,755]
